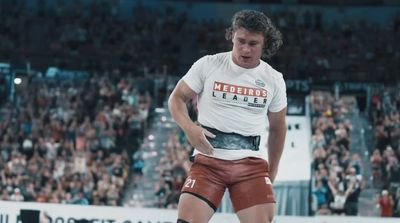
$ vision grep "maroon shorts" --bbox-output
[181,154,275,212]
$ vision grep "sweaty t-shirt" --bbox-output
[182,51,287,160]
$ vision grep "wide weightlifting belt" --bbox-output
[201,125,260,151]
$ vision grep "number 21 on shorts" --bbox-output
[184,178,196,188]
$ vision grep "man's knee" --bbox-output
[177,219,190,223]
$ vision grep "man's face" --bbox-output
[231,27,264,69]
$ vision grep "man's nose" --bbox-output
[242,44,251,53]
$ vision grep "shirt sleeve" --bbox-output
[268,73,287,112]
[181,56,208,94]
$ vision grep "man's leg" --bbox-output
[178,155,227,223]
[177,193,215,223]
[228,157,276,223]
[236,203,275,223]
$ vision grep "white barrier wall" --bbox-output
[275,216,400,223]
[0,201,238,223]
[0,201,399,223]
[275,116,312,182]
[257,115,312,182]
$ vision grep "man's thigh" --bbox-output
[228,158,275,212]
[177,193,215,223]
[236,203,275,223]
[181,156,227,212]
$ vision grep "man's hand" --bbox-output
[269,169,278,183]
[168,80,215,155]
[185,125,215,155]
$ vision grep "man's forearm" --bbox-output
[168,95,195,133]
[267,125,286,182]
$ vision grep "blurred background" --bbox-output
[0,0,399,222]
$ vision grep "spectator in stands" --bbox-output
[313,180,330,214]
[377,189,394,217]
[387,155,400,184]
[370,149,384,186]
[349,154,362,176]
[0,188,10,200]
[311,129,326,150]
[72,191,89,205]
[344,167,362,216]
[10,188,24,202]
[328,177,355,215]
[23,182,37,202]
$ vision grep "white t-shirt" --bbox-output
[330,194,347,210]
[182,51,287,160]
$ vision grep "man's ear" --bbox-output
[231,32,235,44]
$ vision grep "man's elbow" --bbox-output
[167,93,175,112]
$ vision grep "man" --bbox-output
[378,189,394,217]
[168,9,286,223]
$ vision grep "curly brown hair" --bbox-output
[225,10,283,59]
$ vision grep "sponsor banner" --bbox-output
[0,201,238,223]
[0,201,399,223]
[311,216,399,223]
[334,81,381,93]
[285,80,311,93]
[45,67,89,79]
[274,216,400,223]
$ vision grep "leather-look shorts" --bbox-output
[181,154,275,212]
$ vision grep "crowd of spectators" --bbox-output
[0,70,152,206]
[153,129,191,209]
[195,10,400,82]
[1,1,399,82]
[310,91,364,216]
[0,0,186,74]
[370,85,400,217]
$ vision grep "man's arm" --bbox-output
[168,80,214,155]
[267,107,287,183]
